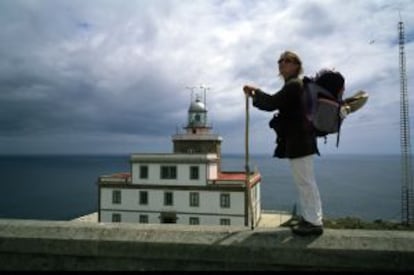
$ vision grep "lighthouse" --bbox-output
[97,88,261,227]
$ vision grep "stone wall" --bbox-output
[1,219,413,271]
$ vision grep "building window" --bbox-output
[189,192,199,207]
[140,165,148,179]
[220,193,231,208]
[139,215,149,224]
[112,190,121,204]
[220,218,231,226]
[112,213,121,223]
[139,191,148,205]
[164,192,174,206]
[189,217,200,225]
[161,166,177,179]
[190,166,199,180]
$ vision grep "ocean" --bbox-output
[0,154,403,222]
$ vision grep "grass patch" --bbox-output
[281,215,414,231]
[323,216,414,231]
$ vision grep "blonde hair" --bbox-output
[279,50,303,76]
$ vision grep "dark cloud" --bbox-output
[295,2,336,38]
[0,61,185,138]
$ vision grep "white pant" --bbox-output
[289,155,323,226]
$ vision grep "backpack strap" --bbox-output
[336,109,341,147]
[301,77,312,118]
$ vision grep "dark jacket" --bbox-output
[252,77,319,159]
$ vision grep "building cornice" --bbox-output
[172,134,223,141]
[130,153,219,164]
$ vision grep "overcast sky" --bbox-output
[0,0,413,155]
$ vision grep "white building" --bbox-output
[98,92,262,227]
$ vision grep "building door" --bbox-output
[160,212,177,224]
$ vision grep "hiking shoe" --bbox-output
[291,220,323,236]
[280,215,304,227]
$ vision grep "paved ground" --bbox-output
[72,211,292,228]
[72,212,98,223]
[258,212,292,227]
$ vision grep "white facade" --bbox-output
[98,153,261,227]
[99,188,247,226]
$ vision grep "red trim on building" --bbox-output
[217,172,261,187]
[217,172,246,181]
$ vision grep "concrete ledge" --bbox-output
[0,219,413,271]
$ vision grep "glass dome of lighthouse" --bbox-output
[187,96,208,128]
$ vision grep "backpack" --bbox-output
[302,70,345,147]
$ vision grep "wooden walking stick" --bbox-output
[245,93,255,230]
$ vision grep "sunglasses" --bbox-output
[278,58,296,64]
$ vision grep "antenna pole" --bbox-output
[399,19,414,226]
[200,85,211,107]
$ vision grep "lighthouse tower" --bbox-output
[172,90,223,170]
